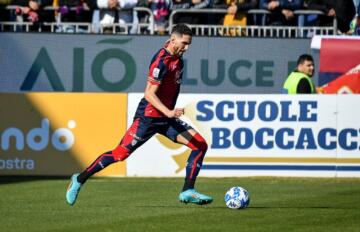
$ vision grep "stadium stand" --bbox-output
[0,0,343,37]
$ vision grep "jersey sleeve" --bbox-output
[148,57,168,86]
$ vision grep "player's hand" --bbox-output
[167,108,184,118]
[174,108,184,118]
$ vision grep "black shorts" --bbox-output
[120,117,193,153]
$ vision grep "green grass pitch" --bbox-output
[0,177,359,232]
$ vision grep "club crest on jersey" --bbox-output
[170,64,177,71]
[152,68,160,78]
[175,70,182,84]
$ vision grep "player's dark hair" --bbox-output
[171,24,192,37]
[297,54,314,66]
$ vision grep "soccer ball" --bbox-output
[224,186,250,209]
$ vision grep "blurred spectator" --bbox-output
[349,11,360,35]
[57,0,95,23]
[259,0,303,26]
[298,0,318,27]
[170,0,213,25]
[97,0,139,33]
[0,0,12,22]
[354,0,359,13]
[307,0,355,33]
[215,0,258,36]
[216,0,258,23]
[349,1,360,35]
[12,0,54,23]
[148,0,170,34]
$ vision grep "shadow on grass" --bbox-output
[134,205,228,210]
[134,205,360,210]
[0,176,68,185]
[247,206,360,210]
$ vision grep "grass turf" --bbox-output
[0,177,359,232]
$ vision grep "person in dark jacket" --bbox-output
[170,0,213,25]
[307,0,355,33]
[259,0,303,26]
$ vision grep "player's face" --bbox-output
[298,60,314,77]
[171,34,192,57]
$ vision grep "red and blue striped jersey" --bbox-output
[135,46,184,118]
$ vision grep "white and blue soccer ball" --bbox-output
[224,186,250,209]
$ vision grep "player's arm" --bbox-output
[144,82,184,118]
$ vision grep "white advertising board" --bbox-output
[126,94,360,177]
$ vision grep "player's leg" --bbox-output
[76,118,146,184]
[162,119,212,205]
[66,118,155,205]
[177,130,213,205]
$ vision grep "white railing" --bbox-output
[1,5,154,34]
[1,6,337,37]
[187,25,335,37]
[168,8,337,37]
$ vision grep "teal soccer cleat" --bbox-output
[179,189,213,205]
[66,173,82,206]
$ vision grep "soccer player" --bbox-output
[66,24,213,206]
